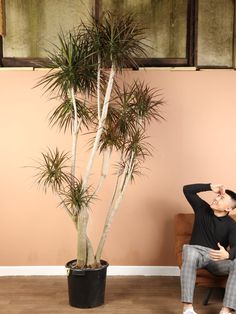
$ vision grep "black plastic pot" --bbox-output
[65,259,109,308]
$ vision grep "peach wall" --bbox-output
[1,68,236,266]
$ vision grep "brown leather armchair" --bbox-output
[174,213,236,305]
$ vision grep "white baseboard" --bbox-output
[108,266,180,276]
[0,266,65,276]
[0,266,180,277]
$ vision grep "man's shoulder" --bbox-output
[228,215,236,227]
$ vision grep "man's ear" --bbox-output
[225,207,232,213]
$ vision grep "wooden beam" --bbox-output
[233,0,236,68]
[2,57,48,67]
[0,35,3,66]
[0,0,6,36]
[136,58,188,68]
[95,0,101,22]
[187,0,197,66]
[2,57,189,68]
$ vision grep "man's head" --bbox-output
[210,189,236,213]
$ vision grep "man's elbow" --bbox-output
[183,185,189,194]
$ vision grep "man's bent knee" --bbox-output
[229,258,236,272]
[182,245,201,264]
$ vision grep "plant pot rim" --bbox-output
[65,259,109,272]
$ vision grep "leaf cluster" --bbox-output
[37,10,147,99]
[34,148,71,192]
[99,80,164,181]
[37,30,98,97]
[99,80,164,156]
[34,148,94,212]
[59,178,94,213]
[84,11,148,70]
[49,97,96,133]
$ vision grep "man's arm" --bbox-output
[183,183,212,212]
[229,247,236,260]
[210,224,236,261]
[228,224,236,260]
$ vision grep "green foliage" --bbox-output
[37,11,147,99]
[116,159,143,183]
[37,30,98,96]
[131,80,164,125]
[112,83,138,137]
[49,97,95,133]
[124,129,152,161]
[99,81,164,158]
[34,148,71,192]
[99,105,124,151]
[59,179,94,213]
[98,11,147,69]
[82,11,147,70]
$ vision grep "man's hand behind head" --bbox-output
[210,183,225,195]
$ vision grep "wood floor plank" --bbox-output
[0,276,225,313]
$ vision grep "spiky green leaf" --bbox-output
[34,148,71,192]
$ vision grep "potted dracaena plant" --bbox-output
[34,11,164,308]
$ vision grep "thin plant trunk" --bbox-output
[86,236,96,266]
[70,88,82,180]
[76,206,89,267]
[95,156,135,262]
[93,147,112,196]
[83,64,116,189]
[97,54,101,121]
[105,152,126,208]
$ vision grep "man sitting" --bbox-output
[181,183,236,314]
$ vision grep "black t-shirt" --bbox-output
[183,183,236,260]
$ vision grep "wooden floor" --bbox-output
[0,276,226,314]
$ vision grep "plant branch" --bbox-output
[86,236,96,266]
[76,206,89,267]
[83,64,116,189]
[95,154,135,262]
[70,88,82,180]
[97,54,101,121]
[93,147,112,196]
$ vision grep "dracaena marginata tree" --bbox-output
[35,11,164,269]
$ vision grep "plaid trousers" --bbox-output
[181,244,236,310]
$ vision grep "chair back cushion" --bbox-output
[174,213,194,266]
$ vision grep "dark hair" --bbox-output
[225,189,236,209]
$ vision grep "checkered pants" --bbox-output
[181,244,236,310]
